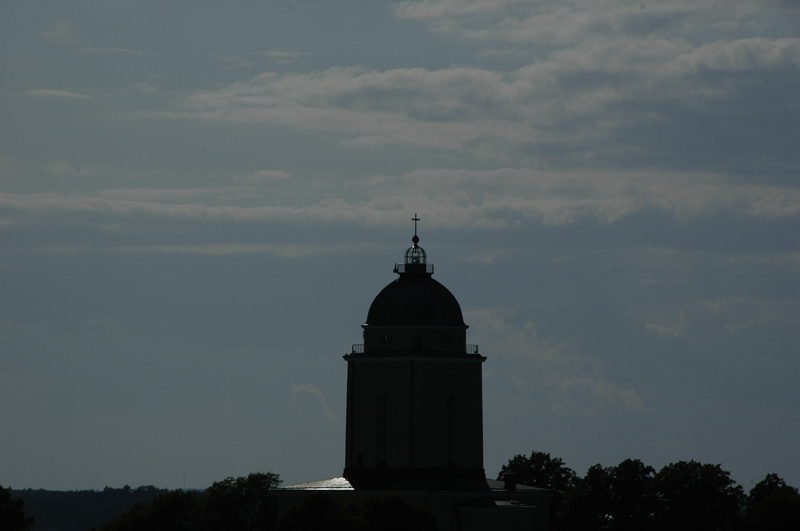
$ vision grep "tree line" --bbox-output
[4,473,436,531]
[88,473,436,531]
[5,484,169,531]
[498,451,800,531]
[2,474,283,531]
[91,472,283,531]
[4,452,799,531]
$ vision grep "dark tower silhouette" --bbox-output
[343,217,486,489]
[275,218,551,530]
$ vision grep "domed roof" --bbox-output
[366,273,466,327]
[366,224,465,327]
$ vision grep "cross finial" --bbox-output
[412,214,420,236]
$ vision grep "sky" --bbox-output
[1,0,799,492]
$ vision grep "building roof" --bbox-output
[365,232,466,328]
[366,273,466,327]
[281,477,354,490]
[280,477,551,494]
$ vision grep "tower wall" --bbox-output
[363,325,467,354]
[344,354,485,488]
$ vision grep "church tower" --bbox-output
[343,217,487,489]
[276,219,551,530]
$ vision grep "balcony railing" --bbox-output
[393,263,434,274]
[350,344,480,355]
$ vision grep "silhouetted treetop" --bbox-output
[498,452,799,531]
[744,473,800,531]
[0,485,34,531]
[94,472,281,531]
[654,460,745,531]
[497,451,577,531]
[497,451,577,493]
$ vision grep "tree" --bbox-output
[560,463,613,531]
[607,459,657,531]
[653,461,744,531]
[204,472,282,531]
[15,484,170,531]
[498,451,577,494]
[559,459,658,531]
[95,472,282,531]
[0,485,34,531]
[277,492,438,531]
[277,492,359,531]
[95,491,203,531]
[744,473,800,531]
[497,451,577,530]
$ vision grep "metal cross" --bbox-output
[412,214,420,236]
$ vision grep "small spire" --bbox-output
[403,213,427,268]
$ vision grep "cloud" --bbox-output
[258,50,312,64]
[395,0,532,20]
[149,31,798,172]
[454,4,700,43]
[39,20,83,47]
[77,47,158,56]
[551,378,645,415]
[291,384,339,421]
[60,243,350,258]
[26,90,92,100]
[94,188,235,202]
[476,47,532,60]
[675,298,800,349]
[235,170,292,184]
[669,38,800,74]
[465,307,644,416]
[163,66,521,152]
[377,168,800,224]
[47,162,115,177]
[386,2,800,172]
[2,165,799,245]
[663,297,800,411]
[393,1,763,44]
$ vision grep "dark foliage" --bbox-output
[95,472,281,531]
[498,452,799,531]
[277,492,358,531]
[498,451,578,494]
[11,485,168,531]
[561,463,613,530]
[497,451,578,530]
[654,460,745,531]
[1,485,34,531]
[560,459,657,531]
[277,492,438,531]
[96,490,203,531]
[607,459,658,531]
[743,473,800,531]
[204,472,282,531]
